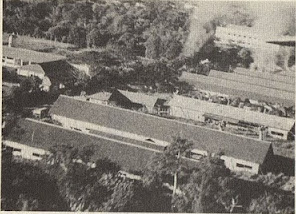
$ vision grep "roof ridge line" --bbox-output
[58,95,272,145]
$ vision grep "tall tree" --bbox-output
[43,145,123,211]
[143,136,192,196]
[172,156,239,213]
[1,148,68,211]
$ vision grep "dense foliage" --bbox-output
[4,0,189,58]
[2,141,294,212]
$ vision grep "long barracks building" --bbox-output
[41,95,274,174]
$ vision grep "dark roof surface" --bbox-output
[180,72,295,106]
[117,90,159,108]
[9,119,158,172]
[3,46,66,63]
[39,61,77,83]
[49,95,273,164]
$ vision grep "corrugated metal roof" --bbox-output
[167,95,295,131]
[3,46,66,63]
[180,72,295,106]
[209,70,294,92]
[234,67,295,84]
[49,95,273,164]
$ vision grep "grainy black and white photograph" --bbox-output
[1,0,295,212]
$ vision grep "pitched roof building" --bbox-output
[209,70,294,93]
[6,119,159,171]
[167,95,295,140]
[3,46,66,65]
[180,72,295,106]
[49,95,274,174]
[234,67,295,84]
[3,46,78,90]
[17,64,45,79]
[108,90,166,113]
[87,91,113,104]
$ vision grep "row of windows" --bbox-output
[226,33,258,40]
[3,145,43,158]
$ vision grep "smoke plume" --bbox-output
[183,1,295,71]
[182,2,230,57]
[247,2,295,72]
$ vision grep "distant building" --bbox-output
[86,91,112,105]
[2,46,67,68]
[108,90,168,114]
[49,95,275,174]
[167,95,295,140]
[3,46,78,91]
[17,64,45,79]
[215,25,280,52]
[32,107,49,119]
[82,89,170,115]
[180,72,295,107]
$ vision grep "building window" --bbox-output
[72,127,82,131]
[236,163,252,170]
[13,148,21,152]
[270,131,284,137]
[32,153,41,157]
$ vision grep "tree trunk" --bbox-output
[173,151,180,196]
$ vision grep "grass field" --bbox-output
[3,33,76,52]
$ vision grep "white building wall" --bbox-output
[17,68,45,79]
[3,140,49,160]
[221,155,259,174]
[268,127,288,140]
[215,26,280,52]
[89,98,108,105]
[52,114,169,147]
[51,114,262,174]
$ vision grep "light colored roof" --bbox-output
[209,70,294,92]
[117,90,159,108]
[88,92,112,101]
[3,46,66,63]
[19,64,45,75]
[180,72,295,106]
[49,95,273,164]
[167,95,295,131]
[235,67,295,84]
